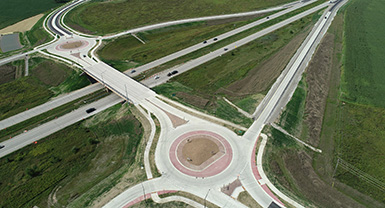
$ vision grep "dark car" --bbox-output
[0,145,5,149]
[167,70,179,77]
[266,16,269,19]
[86,108,96,113]
[213,38,218,41]
[131,70,136,73]
[203,40,207,44]
[83,55,86,58]
[224,48,228,51]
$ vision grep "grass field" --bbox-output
[0,57,90,120]
[0,104,143,208]
[331,0,385,203]
[65,0,295,35]
[342,0,385,108]
[0,0,64,29]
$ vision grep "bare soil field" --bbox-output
[182,138,219,166]
[223,26,310,96]
[0,14,43,34]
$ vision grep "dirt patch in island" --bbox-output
[61,41,84,49]
[0,64,16,84]
[182,137,219,166]
[0,14,44,34]
[303,33,334,147]
[223,26,310,96]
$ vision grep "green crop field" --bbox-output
[0,0,64,29]
[0,104,143,208]
[65,0,295,35]
[342,0,385,108]
[334,0,385,203]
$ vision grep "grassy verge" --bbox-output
[159,191,220,208]
[238,191,263,208]
[278,78,307,135]
[131,199,189,208]
[0,104,143,208]
[150,113,162,178]
[0,90,109,142]
[65,0,296,35]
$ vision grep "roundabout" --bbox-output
[169,130,233,177]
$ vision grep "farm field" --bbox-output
[0,58,90,120]
[0,104,144,208]
[0,0,64,30]
[65,0,295,35]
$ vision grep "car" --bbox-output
[131,70,136,73]
[224,48,228,51]
[83,55,86,58]
[167,70,179,77]
[203,40,207,44]
[266,16,270,19]
[213,38,218,41]
[154,76,160,80]
[86,108,96,113]
[0,145,5,149]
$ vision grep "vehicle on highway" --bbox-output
[86,108,96,113]
[224,48,228,51]
[203,40,207,44]
[154,76,160,80]
[83,55,86,58]
[213,38,218,41]
[131,70,136,73]
[0,145,5,149]
[167,70,178,77]
[266,16,270,19]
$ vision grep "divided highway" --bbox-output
[0,0,348,207]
